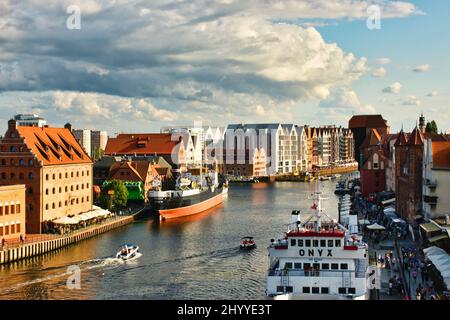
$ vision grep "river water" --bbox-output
[0,179,349,300]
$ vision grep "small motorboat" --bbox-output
[240,237,256,250]
[116,244,140,261]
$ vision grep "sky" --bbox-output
[0,0,449,134]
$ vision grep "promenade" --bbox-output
[0,215,134,265]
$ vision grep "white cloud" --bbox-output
[319,87,375,113]
[401,95,421,106]
[412,64,430,72]
[382,82,402,94]
[427,90,438,97]
[376,58,391,65]
[371,67,387,78]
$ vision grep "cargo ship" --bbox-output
[148,169,228,221]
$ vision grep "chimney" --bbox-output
[64,123,72,132]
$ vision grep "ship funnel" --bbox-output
[291,210,300,224]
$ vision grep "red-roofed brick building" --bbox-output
[0,120,93,233]
[349,115,389,169]
[104,133,186,169]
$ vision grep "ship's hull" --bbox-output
[149,185,227,221]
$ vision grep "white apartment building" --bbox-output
[318,128,331,165]
[72,129,92,157]
[295,126,308,172]
[14,114,46,127]
[423,138,450,220]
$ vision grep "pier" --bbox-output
[0,215,134,265]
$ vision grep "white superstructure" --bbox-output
[266,192,369,300]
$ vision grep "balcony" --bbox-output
[268,269,365,279]
[424,179,438,188]
[424,195,438,205]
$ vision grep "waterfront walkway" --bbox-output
[0,215,134,265]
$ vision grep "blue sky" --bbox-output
[0,0,448,134]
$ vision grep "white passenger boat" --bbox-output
[266,192,369,300]
[116,244,140,261]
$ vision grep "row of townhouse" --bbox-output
[223,124,355,176]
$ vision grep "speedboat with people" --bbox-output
[240,237,256,250]
[116,244,140,261]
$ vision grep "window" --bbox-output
[86,183,89,188]
[312,287,320,294]
[65,172,68,178]
[28,172,33,180]
[285,262,292,270]
[5,225,9,235]
[11,205,15,214]
[76,185,79,191]
[0,206,2,215]
[59,173,62,179]
[290,239,296,247]
[11,224,15,234]
[320,240,326,247]
[81,197,84,203]
[313,240,319,247]
[16,204,20,213]
[19,173,24,180]
[45,204,49,210]
[86,196,89,202]
[0,226,2,236]
[28,187,33,195]
[16,223,20,233]
[335,240,341,247]
[5,206,9,215]
[76,171,79,177]
[294,263,302,269]
[285,286,293,293]
[45,189,49,195]
[348,288,356,294]
[71,186,73,191]
[331,263,339,270]
[19,159,25,166]
[65,186,68,192]
[52,188,55,194]
[46,174,49,180]
[52,203,55,209]
[65,200,68,206]
[321,287,329,294]
[340,263,348,270]
[82,171,84,177]
[302,287,310,294]
[322,263,329,270]
[338,287,346,294]
[305,240,311,247]
[328,240,334,247]
[297,239,303,247]
[10,173,15,179]
[59,202,62,208]
[10,159,14,166]
[1,159,5,166]
[71,172,74,178]
[276,286,284,293]
[59,187,62,193]
[1,173,5,179]
[304,263,311,270]
[29,159,33,166]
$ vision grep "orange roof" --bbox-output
[105,134,182,156]
[361,128,381,148]
[432,141,450,169]
[16,126,92,166]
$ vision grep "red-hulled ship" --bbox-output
[148,170,228,221]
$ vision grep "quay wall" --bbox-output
[0,216,134,265]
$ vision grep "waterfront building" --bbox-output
[380,134,399,192]
[104,133,186,170]
[0,184,26,241]
[295,126,308,172]
[73,129,92,157]
[0,120,93,233]
[349,115,389,169]
[223,147,267,177]
[14,114,46,128]
[305,126,314,171]
[318,127,332,165]
[423,138,450,221]
[359,129,387,196]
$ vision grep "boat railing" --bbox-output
[268,269,365,278]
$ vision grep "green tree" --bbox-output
[100,180,128,212]
[425,121,438,134]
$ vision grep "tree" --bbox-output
[99,180,128,212]
[425,121,438,134]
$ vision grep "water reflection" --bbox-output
[0,180,342,300]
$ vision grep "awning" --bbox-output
[367,223,386,230]
[359,219,371,225]
[420,222,442,233]
[382,198,395,206]
[53,216,79,225]
[424,246,446,256]
[429,234,449,243]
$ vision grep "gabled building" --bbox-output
[0,120,93,233]
[423,139,450,221]
[104,133,186,170]
[295,126,308,172]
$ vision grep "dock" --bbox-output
[0,215,134,265]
